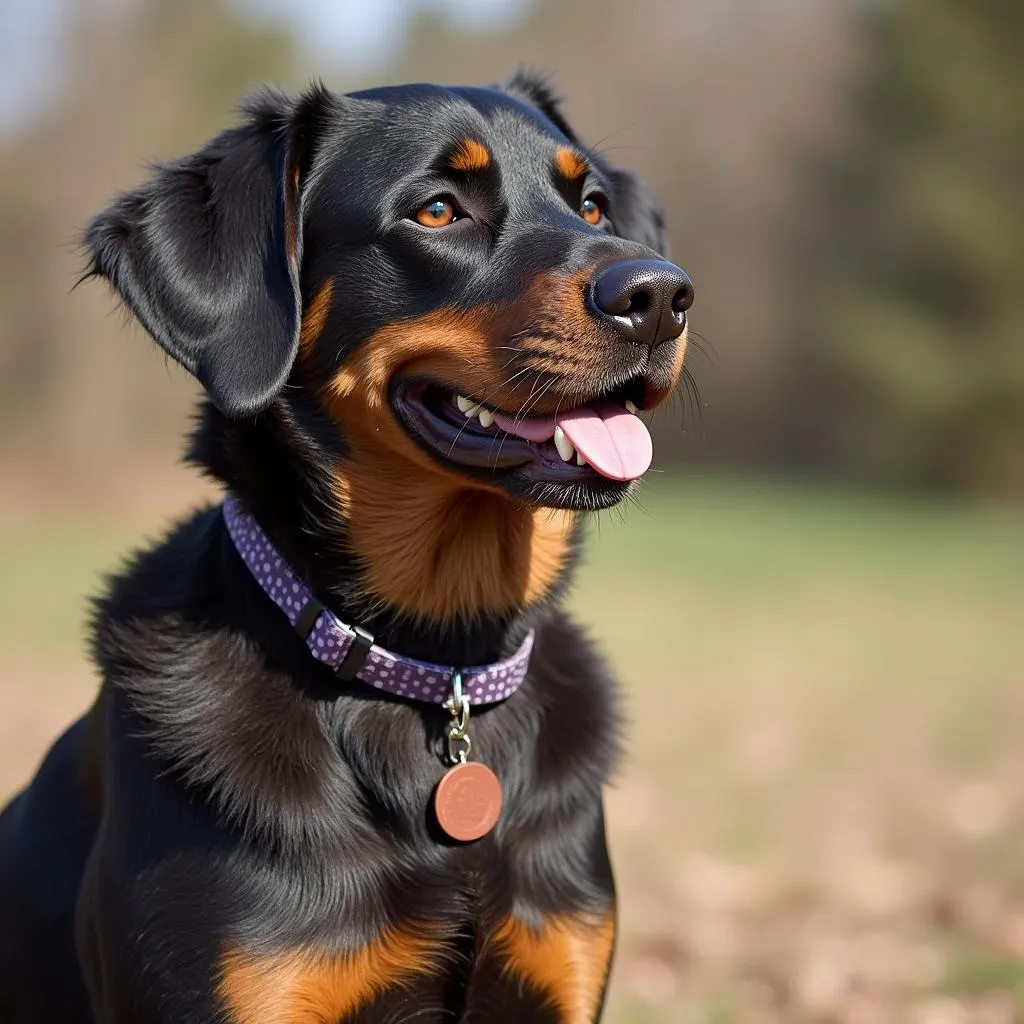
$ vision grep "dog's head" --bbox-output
[86,75,691,511]
[86,76,692,621]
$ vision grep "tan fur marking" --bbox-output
[448,138,491,172]
[495,912,616,1022]
[648,322,690,408]
[340,471,575,622]
[670,322,689,381]
[321,308,580,621]
[299,279,334,351]
[554,146,588,181]
[219,925,442,1023]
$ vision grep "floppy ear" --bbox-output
[85,85,332,418]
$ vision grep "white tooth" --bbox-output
[553,425,575,463]
[477,407,495,429]
[456,395,476,414]
[576,451,587,466]
[625,400,639,415]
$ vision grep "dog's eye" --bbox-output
[580,192,606,226]
[415,198,458,228]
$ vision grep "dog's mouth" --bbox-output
[392,378,654,504]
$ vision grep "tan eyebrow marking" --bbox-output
[554,145,588,180]
[448,139,491,172]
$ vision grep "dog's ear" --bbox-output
[85,84,335,418]
[502,70,669,257]
[502,69,578,142]
[607,168,671,257]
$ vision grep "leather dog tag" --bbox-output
[434,761,502,842]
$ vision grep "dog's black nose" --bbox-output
[591,259,693,346]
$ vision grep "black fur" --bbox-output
[0,73,683,1022]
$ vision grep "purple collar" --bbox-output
[222,494,533,706]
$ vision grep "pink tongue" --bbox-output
[556,403,653,481]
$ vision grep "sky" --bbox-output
[0,0,68,134]
[0,0,530,134]
[242,0,529,65]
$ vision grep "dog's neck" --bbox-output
[189,400,583,667]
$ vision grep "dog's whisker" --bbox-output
[488,373,557,469]
[487,375,557,469]
[445,367,536,459]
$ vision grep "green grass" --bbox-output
[0,522,129,652]
[581,473,1023,586]
[941,943,1024,999]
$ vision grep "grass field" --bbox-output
[2,475,1022,1022]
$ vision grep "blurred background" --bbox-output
[0,0,1022,1020]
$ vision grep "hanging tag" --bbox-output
[433,671,502,842]
[435,761,503,842]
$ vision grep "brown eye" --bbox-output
[580,193,605,226]
[415,198,457,228]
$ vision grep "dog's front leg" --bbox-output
[492,908,617,1023]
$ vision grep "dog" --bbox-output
[0,72,692,1022]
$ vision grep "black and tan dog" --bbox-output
[0,73,692,1022]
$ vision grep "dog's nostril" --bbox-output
[671,283,694,315]
[626,290,651,316]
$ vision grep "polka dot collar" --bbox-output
[222,494,533,706]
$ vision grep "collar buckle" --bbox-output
[335,624,374,682]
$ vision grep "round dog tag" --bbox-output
[434,761,503,842]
